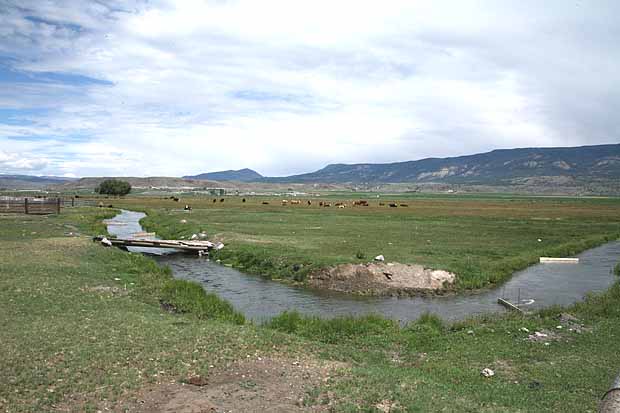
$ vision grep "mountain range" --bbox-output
[183,168,263,182]
[185,144,620,185]
[2,144,619,193]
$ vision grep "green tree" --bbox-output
[95,179,131,196]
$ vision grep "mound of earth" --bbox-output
[308,262,455,296]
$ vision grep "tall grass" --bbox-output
[160,279,245,324]
[265,311,397,344]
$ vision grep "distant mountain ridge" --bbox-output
[184,168,263,182]
[261,144,620,184]
[0,174,76,189]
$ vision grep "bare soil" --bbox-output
[127,356,347,413]
[308,262,456,296]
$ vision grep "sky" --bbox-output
[0,0,619,177]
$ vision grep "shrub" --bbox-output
[614,262,620,276]
[95,179,131,196]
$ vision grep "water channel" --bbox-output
[106,210,620,323]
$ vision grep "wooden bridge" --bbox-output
[93,236,222,253]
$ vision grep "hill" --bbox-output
[0,174,76,190]
[184,168,263,182]
[262,144,620,185]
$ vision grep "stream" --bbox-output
[106,210,620,323]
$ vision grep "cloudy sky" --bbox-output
[1,0,618,177]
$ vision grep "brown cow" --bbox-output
[262,201,269,205]
[281,200,288,205]
[353,200,368,206]
[323,203,331,207]
[220,198,225,202]
[290,200,301,205]
[307,200,312,205]
[389,203,398,208]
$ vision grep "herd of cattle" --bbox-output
[169,195,409,208]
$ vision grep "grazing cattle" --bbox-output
[212,199,217,203]
[220,198,225,203]
[399,203,408,207]
[334,202,347,207]
[353,200,368,206]
[242,198,246,203]
[307,200,312,205]
[262,201,269,205]
[379,202,385,206]
[319,201,324,206]
[323,203,331,207]
[173,197,180,202]
[184,204,192,211]
[290,200,301,205]
[281,200,288,205]
[389,203,398,208]
[338,204,345,208]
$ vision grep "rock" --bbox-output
[467,330,474,335]
[180,219,187,224]
[374,254,385,262]
[198,232,208,238]
[481,368,495,378]
[190,234,198,240]
[519,327,530,333]
[100,237,112,247]
[214,242,225,250]
[185,375,208,386]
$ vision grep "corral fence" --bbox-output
[0,196,100,214]
[0,196,62,214]
[61,197,99,208]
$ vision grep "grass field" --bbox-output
[111,194,620,290]
[2,205,620,411]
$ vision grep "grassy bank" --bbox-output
[119,194,620,290]
[2,206,620,411]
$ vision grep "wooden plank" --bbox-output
[539,257,579,263]
[497,298,523,313]
[93,236,215,252]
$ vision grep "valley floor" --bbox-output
[1,203,620,411]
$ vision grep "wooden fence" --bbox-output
[0,197,61,214]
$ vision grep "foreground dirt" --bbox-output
[127,356,347,413]
[308,262,455,296]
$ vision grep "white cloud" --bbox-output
[0,150,49,171]
[0,0,618,177]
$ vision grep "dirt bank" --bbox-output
[308,262,456,296]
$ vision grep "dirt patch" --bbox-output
[308,262,455,296]
[129,356,347,413]
[80,285,129,297]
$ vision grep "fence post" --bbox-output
[57,198,61,214]
[24,198,29,214]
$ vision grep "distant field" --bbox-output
[113,194,620,290]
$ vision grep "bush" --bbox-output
[615,262,620,276]
[95,179,131,196]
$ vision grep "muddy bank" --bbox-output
[308,262,456,296]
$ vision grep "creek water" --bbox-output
[106,210,620,324]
